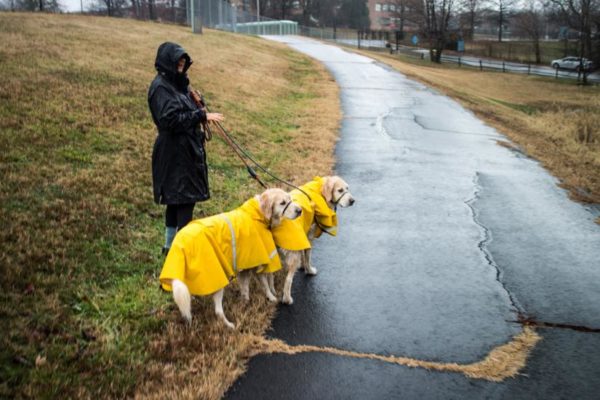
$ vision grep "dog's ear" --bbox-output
[259,191,274,222]
[321,176,336,203]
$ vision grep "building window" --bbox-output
[292,0,300,8]
[390,4,396,11]
[375,3,381,11]
[382,3,388,11]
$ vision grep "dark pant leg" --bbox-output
[176,203,195,229]
[165,204,178,228]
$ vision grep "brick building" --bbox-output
[366,0,419,33]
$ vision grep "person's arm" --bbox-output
[150,86,207,133]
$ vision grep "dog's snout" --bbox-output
[349,198,355,206]
[295,206,302,216]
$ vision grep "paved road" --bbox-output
[226,36,600,399]
[440,54,600,83]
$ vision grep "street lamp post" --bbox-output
[333,3,341,41]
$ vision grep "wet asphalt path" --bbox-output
[226,36,600,399]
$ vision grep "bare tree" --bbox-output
[298,0,315,25]
[461,0,479,39]
[513,0,543,63]
[9,0,61,11]
[423,0,455,62]
[551,0,597,59]
[263,0,294,20]
[148,0,156,19]
[392,0,422,34]
[487,0,516,41]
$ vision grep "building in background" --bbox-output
[366,0,419,33]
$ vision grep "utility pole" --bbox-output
[256,0,261,34]
[191,0,196,32]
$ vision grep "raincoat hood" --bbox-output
[159,198,281,296]
[155,41,192,75]
[154,42,192,91]
[271,176,337,251]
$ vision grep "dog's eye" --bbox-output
[280,201,286,206]
[338,188,344,193]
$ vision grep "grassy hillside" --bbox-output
[0,13,340,398]
[354,49,600,213]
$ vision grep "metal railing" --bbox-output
[378,45,600,84]
[441,53,600,83]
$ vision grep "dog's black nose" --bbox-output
[296,208,302,216]
[349,198,355,205]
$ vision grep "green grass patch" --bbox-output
[0,13,339,399]
[487,98,539,115]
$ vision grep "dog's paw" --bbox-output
[306,267,318,276]
[281,296,294,305]
[267,293,278,302]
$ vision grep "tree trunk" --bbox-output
[400,2,405,34]
[435,37,444,62]
[132,0,138,17]
[498,5,503,42]
[149,0,156,20]
[39,0,43,11]
[470,9,475,40]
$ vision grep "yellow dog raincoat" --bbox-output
[271,176,338,251]
[159,198,281,296]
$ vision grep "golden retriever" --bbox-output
[270,176,355,304]
[159,188,302,328]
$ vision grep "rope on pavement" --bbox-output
[246,326,541,382]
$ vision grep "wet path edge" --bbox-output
[225,36,600,399]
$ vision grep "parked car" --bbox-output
[551,57,594,71]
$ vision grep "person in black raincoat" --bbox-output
[148,42,224,253]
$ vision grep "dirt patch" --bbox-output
[245,326,541,382]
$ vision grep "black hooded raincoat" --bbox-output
[148,42,210,205]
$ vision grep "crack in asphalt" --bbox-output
[514,316,600,333]
[412,115,500,138]
[375,109,394,139]
[340,86,408,91]
[465,173,524,315]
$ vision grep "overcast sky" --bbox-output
[61,0,86,12]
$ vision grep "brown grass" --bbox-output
[351,49,600,206]
[245,326,541,382]
[0,13,339,399]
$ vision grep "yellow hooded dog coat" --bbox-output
[159,198,281,296]
[271,176,338,251]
